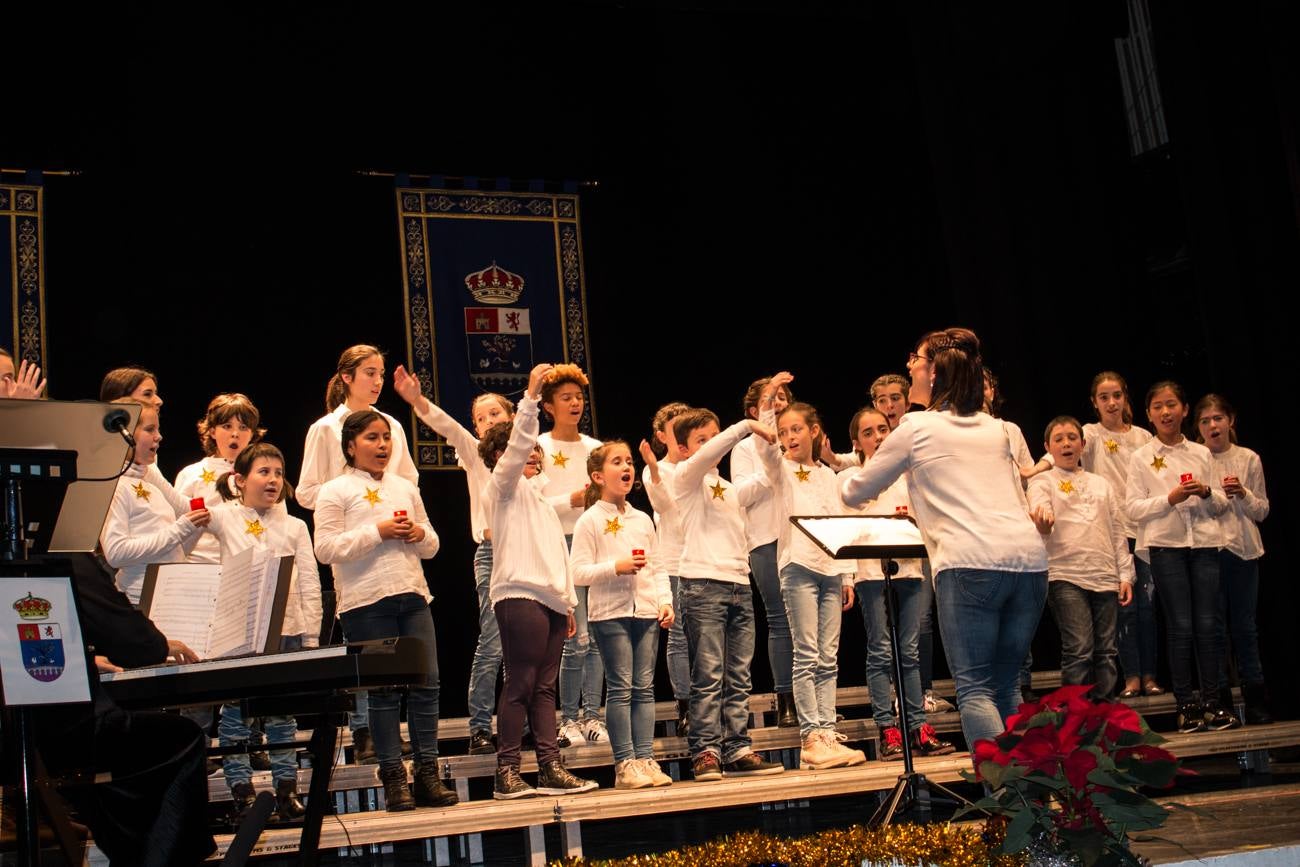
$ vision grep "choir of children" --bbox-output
[6,329,1271,819]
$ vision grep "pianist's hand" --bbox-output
[168,639,201,664]
[94,655,123,674]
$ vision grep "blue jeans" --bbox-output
[1219,551,1264,686]
[749,541,793,693]
[339,593,440,769]
[560,529,605,720]
[1047,582,1119,698]
[667,575,690,701]
[857,578,926,731]
[220,635,302,788]
[681,578,755,762]
[1149,547,1223,704]
[917,563,935,692]
[934,569,1047,748]
[1117,539,1158,682]
[779,564,843,735]
[589,617,660,762]
[467,540,502,732]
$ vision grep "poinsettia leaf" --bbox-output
[1025,710,1060,730]
[1087,768,1131,789]
[1119,757,1179,788]
[1022,771,1068,791]
[1004,807,1037,852]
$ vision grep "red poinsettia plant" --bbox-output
[957,685,1183,867]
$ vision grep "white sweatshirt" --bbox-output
[1027,467,1135,593]
[570,499,672,621]
[1081,422,1152,540]
[1207,444,1268,560]
[536,431,603,535]
[297,405,419,510]
[100,473,203,604]
[1125,437,1228,553]
[642,461,684,576]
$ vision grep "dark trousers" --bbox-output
[494,598,567,769]
[1149,547,1223,705]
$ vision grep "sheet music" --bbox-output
[249,551,280,653]
[145,563,223,656]
[795,516,924,556]
[210,547,256,658]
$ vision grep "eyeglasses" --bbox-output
[907,352,930,365]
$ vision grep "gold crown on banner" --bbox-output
[13,592,52,620]
[465,262,524,305]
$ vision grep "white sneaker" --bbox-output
[823,729,866,767]
[557,719,584,749]
[924,690,955,713]
[580,718,609,744]
[615,759,653,789]
[641,758,672,787]
[800,731,847,769]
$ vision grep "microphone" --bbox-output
[103,408,136,448]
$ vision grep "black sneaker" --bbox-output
[722,753,783,777]
[692,752,722,781]
[1177,703,1206,734]
[413,761,460,807]
[1202,703,1242,732]
[911,723,956,757]
[493,765,537,800]
[230,781,258,819]
[468,730,497,755]
[536,759,598,794]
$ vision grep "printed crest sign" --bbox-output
[0,578,90,705]
[18,622,65,682]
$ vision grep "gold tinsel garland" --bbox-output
[550,822,1027,867]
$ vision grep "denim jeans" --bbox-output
[339,593,440,769]
[749,541,793,693]
[917,562,935,692]
[934,569,1047,748]
[667,575,691,701]
[220,635,303,787]
[1117,539,1158,682]
[589,617,660,761]
[560,586,605,721]
[682,578,755,762]
[1219,550,1264,686]
[857,578,926,731]
[1148,547,1223,704]
[779,563,843,735]
[466,540,503,732]
[1047,582,1119,698]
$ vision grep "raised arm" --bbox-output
[490,364,552,501]
[396,364,482,468]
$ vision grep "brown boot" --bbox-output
[274,778,306,820]
[379,763,414,812]
[413,761,459,807]
[352,727,377,764]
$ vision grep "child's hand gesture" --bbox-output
[1118,582,1133,606]
[2,359,46,399]
[185,507,211,528]
[819,436,843,470]
[526,364,555,400]
[1030,504,1054,534]
[763,371,794,401]
[1168,477,1205,504]
[639,439,660,484]
[569,486,589,509]
[1223,475,1244,498]
[658,604,675,629]
[615,550,647,575]
[378,514,415,540]
[748,420,777,443]
[392,365,426,409]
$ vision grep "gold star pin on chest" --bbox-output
[794,465,811,482]
[552,451,568,468]
[363,487,382,506]
[1151,456,1166,471]
[132,482,151,502]
[710,481,727,500]
[245,519,266,539]
[604,516,623,536]
[1104,439,1119,454]
[1058,479,1075,495]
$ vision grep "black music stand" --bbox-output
[790,514,978,827]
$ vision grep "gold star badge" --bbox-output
[1151,456,1166,471]
[132,482,151,502]
[710,481,727,500]
[552,451,569,468]
[199,468,216,484]
[363,487,382,506]
[603,516,623,536]
[794,465,811,482]
[1104,439,1119,454]
[245,519,265,539]
[1058,479,1075,495]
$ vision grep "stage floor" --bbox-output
[1138,781,1300,865]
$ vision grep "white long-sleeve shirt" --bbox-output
[570,499,672,621]
[1125,437,1228,553]
[755,431,852,583]
[100,473,204,604]
[641,461,684,576]
[1081,422,1152,540]
[840,410,1048,574]
[413,401,491,543]
[1207,444,1268,560]
[313,467,439,614]
[175,456,234,564]
[1027,467,1134,593]
[206,501,324,643]
[536,431,603,535]
[730,435,779,551]
[483,396,578,615]
[669,421,771,585]
[837,466,925,581]
[297,405,419,510]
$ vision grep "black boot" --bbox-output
[776,692,798,728]
[675,699,690,738]
[230,781,258,819]
[413,760,459,807]
[379,763,414,812]
[274,778,306,820]
[1242,683,1274,725]
[352,727,377,764]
